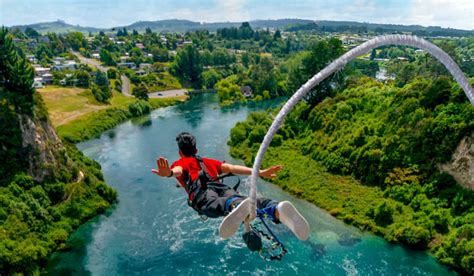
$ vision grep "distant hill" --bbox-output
[8,18,473,37]
[117,19,316,32]
[10,20,102,34]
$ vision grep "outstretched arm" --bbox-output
[221,163,283,179]
[152,157,183,178]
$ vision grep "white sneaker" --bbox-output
[277,201,310,240]
[219,198,252,239]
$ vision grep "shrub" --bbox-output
[128,101,151,117]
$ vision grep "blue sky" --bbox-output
[1,0,473,30]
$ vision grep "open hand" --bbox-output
[152,157,172,177]
[259,165,283,179]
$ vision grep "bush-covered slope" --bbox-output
[229,77,474,273]
[0,27,117,274]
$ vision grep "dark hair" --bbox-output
[176,132,197,156]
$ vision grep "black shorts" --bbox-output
[193,185,276,218]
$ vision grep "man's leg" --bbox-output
[195,187,242,218]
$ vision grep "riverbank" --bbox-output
[227,77,474,274]
[39,86,187,143]
[231,140,471,271]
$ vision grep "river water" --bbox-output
[47,93,455,275]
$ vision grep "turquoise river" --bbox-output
[47,93,456,275]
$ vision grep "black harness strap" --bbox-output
[185,155,240,213]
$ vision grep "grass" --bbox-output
[233,141,416,235]
[38,86,105,126]
[144,72,182,92]
[38,85,187,142]
[255,143,385,233]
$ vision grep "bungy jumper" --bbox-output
[219,34,474,260]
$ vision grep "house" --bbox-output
[26,55,37,63]
[52,61,77,71]
[27,41,37,49]
[38,36,50,43]
[135,69,146,76]
[92,53,101,59]
[240,86,253,98]
[33,78,44,88]
[177,40,193,48]
[34,67,51,77]
[117,62,136,69]
[139,63,152,71]
[135,43,145,50]
[42,73,53,84]
[53,57,66,65]
[60,74,78,86]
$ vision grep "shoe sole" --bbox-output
[219,198,252,239]
[278,201,310,240]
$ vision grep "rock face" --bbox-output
[439,132,474,190]
[18,114,70,182]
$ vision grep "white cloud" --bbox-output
[407,0,474,29]
[160,0,249,22]
[217,0,250,21]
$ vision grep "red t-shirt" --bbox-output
[171,157,223,191]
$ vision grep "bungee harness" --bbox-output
[183,155,287,261]
[183,155,240,215]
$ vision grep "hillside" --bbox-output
[9,18,474,36]
[10,20,101,34]
[229,77,474,273]
[0,27,116,274]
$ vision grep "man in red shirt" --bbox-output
[152,132,309,242]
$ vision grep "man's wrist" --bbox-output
[167,170,174,177]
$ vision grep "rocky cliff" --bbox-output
[16,98,76,183]
[440,131,474,190]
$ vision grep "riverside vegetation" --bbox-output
[229,76,474,273]
[0,26,187,274]
[0,27,118,274]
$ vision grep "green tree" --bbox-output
[250,56,278,97]
[24,27,39,38]
[172,44,202,87]
[100,49,116,66]
[107,68,118,79]
[215,77,243,104]
[65,32,86,51]
[151,47,169,62]
[239,22,254,39]
[132,85,149,100]
[75,70,91,88]
[289,38,345,108]
[0,27,35,113]
[202,69,220,89]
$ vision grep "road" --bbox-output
[120,75,132,97]
[72,51,108,73]
[148,89,187,98]
[73,51,187,99]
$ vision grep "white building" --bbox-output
[33,78,44,88]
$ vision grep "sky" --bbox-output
[0,0,473,30]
